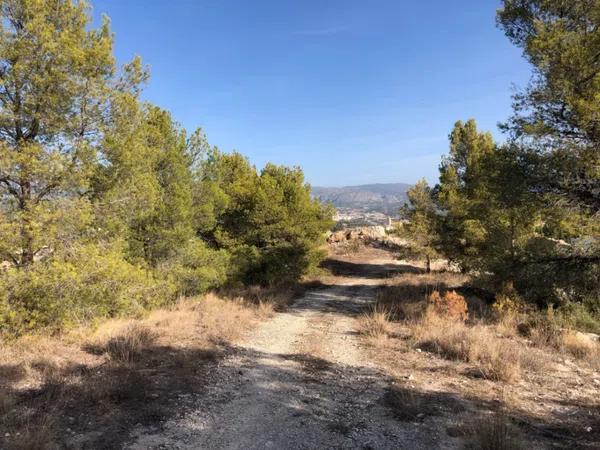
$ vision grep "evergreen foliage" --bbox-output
[398,179,441,273]
[0,0,333,336]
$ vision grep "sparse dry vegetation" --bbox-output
[413,312,524,382]
[353,250,599,449]
[104,323,158,364]
[467,408,525,450]
[560,331,599,360]
[358,306,393,339]
[0,290,283,449]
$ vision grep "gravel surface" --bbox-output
[127,272,460,450]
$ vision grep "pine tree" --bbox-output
[399,179,440,273]
[498,0,600,212]
[0,0,114,267]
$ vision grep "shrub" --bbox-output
[159,240,230,297]
[0,243,173,336]
[552,301,600,335]
[493,293,531,317]
[428,290,468,321]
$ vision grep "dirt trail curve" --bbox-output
[128,258,458,449]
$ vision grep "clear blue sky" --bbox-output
[92,0,531,187]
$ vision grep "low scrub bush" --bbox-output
[551,301,600,335]
[428,290,469,321]
[0,243,173,337]
[159,240,230,297]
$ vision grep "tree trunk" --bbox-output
[425,254,431,273]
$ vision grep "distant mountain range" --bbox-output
[312,183,411,214]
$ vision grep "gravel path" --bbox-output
[128,273,457,449]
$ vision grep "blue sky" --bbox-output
[92,0,531,187]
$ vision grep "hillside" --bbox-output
[312,183,411,213]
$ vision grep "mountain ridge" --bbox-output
[312,182,411,214]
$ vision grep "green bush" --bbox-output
[551,302,600,335]
[159,239,230,297]
[0,243,173,336]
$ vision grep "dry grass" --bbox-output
[493,312,600,369]
[105,323,158,363]
[383,384,428,421]
[412,312,532,383]
[375,271,473,321]
[358,306,393,340]
[560,331,599,361]
[467,409,525,450]
[0,290,278,449]
[385,270,470,288]
[219,285,298,313]
[0,388,14,417]
[9,417,56,450]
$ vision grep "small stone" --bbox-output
[416,348,422,353]
[585,427,592,433]
[4,433,10,437]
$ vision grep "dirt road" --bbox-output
[128,254,460,450]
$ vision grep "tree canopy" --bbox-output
[0,0,333,336]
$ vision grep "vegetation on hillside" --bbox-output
[397,0,599,330]
[0,0,333,336]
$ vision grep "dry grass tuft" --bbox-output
[383,385,428,421]
[8,417,56,450]
[560,331,599,361]
[0,388,14,417]
[358,306,393,339]
[467,409,525,450]
[468,338,522,383]
[105,323,157,363]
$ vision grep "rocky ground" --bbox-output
[128,256,459,450]
[122,246,600,450]
[9,244,588,450]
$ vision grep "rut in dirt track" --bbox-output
[128,265,458,450]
